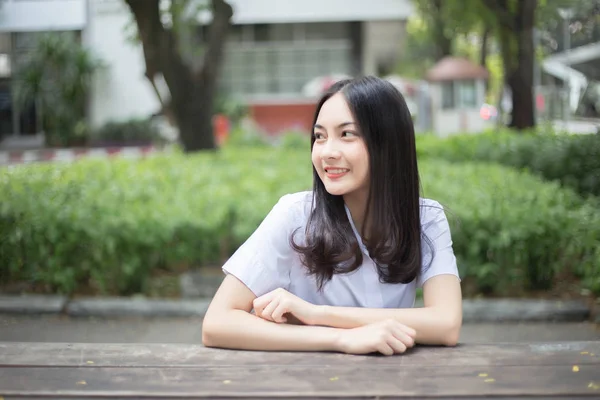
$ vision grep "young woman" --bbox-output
[202,76,462,355]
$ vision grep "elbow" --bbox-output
[201,308,246,348]
[439,314,462,347]
[201,322,216,348]
[201,313,222,348]
[442,328,460,347]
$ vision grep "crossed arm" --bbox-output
[201,273,462,354]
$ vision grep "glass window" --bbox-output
[0,54,10,79]
[0,80,13,137]
[458,80,478,107]
[304,22,349,41]
[226,25,244,43]
[220,41,352,97]
[441,82,454,109]
[254,24,269,42]
[0,33,11,78]
[269,24,294,42]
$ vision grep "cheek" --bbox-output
[311,147,321,170]
[350,145,369,170]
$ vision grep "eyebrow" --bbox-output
[313,122,356,130]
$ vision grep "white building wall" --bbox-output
[85,0,161,129]
[0,0,415,129]
[362,20,408,76]
[220,0,414,24]
[434,109,490,137]
[0,0,87,32]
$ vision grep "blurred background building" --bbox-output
[0,0,415,143]
[1,0,599,148]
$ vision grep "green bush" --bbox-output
[421,161,600,296]
[92,118,161,145]
[0,149,311,295]
[1,150,598,296]
[277,130,310,150]
[224,125,271,148]
[417,129,600,199]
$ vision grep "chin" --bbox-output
[323,183,352,196]
[324,188,347,196]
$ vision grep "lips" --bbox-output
[324,167,349,179]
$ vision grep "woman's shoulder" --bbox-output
[277,190,313,208]
[277,190,313,213]
[419,197,449,228]
[419,197,443,210]
[271,191,313,223]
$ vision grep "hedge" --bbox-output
[0,149,311,295]
[416,129,600,199]
[1,148,599,296]
[420,161,600,296]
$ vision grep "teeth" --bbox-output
[327,169,348,174]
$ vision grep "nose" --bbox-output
[321,138,341,160]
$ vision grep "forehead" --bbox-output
[316,93,354,125]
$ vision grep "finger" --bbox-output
[392,326,415,348]
[271,303,289,323]
[252,304,263,317]
[387,334,408,354]
[252,292,274,310]
[260,298,280,321]
[399,324,417,339]
[376,342,394,356]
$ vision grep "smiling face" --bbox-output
[311,92,370,206]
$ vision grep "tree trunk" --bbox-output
[480,28,490,92]
[509,1,536,129]
[434,29,453,60]
[493,0,537,130]
[507,27,535,129]
[480,28,489,67]
[172,77,219,152]
[432,0,453,60]
[124,0,233,152]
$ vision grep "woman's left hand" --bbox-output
[253,288,320,325]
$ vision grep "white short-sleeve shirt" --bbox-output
[222,191,460,309]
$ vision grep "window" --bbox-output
[441,80,478,109]
[214,22,353,97]
[441,82,454,109]
[0,80,13,138]
[0,33,11,78]
[458,80,477,107]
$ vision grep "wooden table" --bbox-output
[1,341,599,399]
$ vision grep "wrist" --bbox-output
[310,304,329,326]
[329,327,346,353]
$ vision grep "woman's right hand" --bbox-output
[335,319,417,356]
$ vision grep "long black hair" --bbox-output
[291,75,434,290]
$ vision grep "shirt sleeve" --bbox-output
[221,194,298,297]
[417,201,461,288]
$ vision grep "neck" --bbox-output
[343,191,369,239]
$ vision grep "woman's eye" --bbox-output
[342,131,356,137]
[313,132,325,140]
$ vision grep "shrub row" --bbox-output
[416,129,600,199]
[420,161,600,296]
[1,149,598,296]
[0,149,311,295]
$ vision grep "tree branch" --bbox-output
[124,0,164,79]
[199,0,233,81]
[125,0,189,101]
